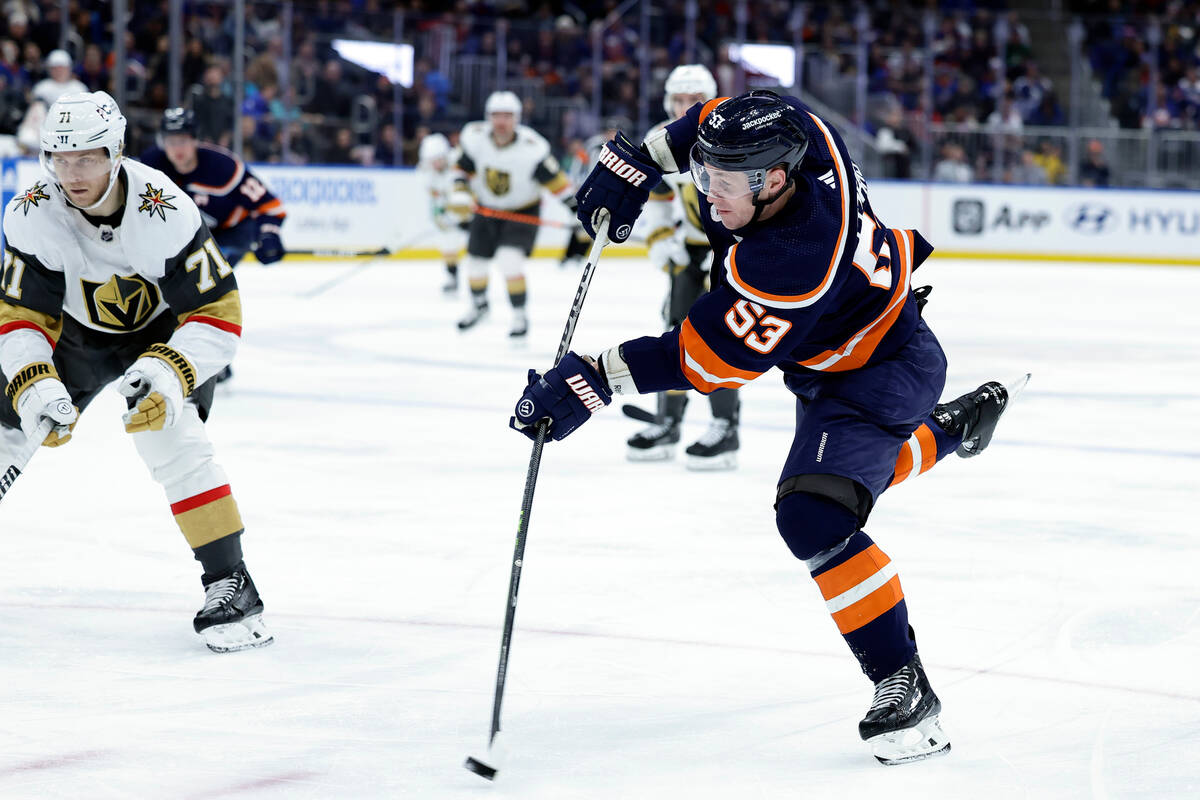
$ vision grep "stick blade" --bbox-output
[463,732,507,781]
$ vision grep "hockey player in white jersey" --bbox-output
[452,90,574,337]
[623,65,742,469]
[418,132,469,295]
[0,92,272,653]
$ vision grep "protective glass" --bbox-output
[45,151,113,182]
[689,143,765,199]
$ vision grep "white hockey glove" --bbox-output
[118,344,197,434]
[6,362,78,447]
[446,189,474,224]
[647,228,690,275]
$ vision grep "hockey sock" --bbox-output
[888,420,960,488]
[468,280,488,306]
[708,388,739,425]
[506,276,527,309]
[660,391,687,423]
[193,530,244,577]
[809,529,914,682]
[446,262,458,278]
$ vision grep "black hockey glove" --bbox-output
[255,223,284,265]
[574,132,662,243]
[509,352,612,441]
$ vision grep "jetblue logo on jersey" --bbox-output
[599,146,649,187]
[137,183,178,221]
[565,374,606,412]
[13,182,50,216]
[1066,203,1117,234]
[80,274,161,331]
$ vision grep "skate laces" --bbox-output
[638,422,675,439]
[695,419,731,447]
[868,668,913,712]
[201,573,242,613]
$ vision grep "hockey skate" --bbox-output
[193,562,274,653]
[627,419,681,461]
[509,310,528,338]
[859,653,950,765]
[685,419,739,470]
[934,373,1030,458]
[442,274,459,295]
[457,300,490,330]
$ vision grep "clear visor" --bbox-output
[44,151,114,182]
[688,142,766,199]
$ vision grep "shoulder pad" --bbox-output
[516,125,550,153]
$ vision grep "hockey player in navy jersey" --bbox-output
[510,90,1027,765]
[141,108,286,270]
[142,107,287,383]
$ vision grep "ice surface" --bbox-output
[2,254,1198,798]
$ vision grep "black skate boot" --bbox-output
[684,418,739,470]
[627,393,686,461]
[443,264,459,294]
[457,298,490,330]
[933,374,1030,458]
[193,562,274,653]
[859,653,951,765]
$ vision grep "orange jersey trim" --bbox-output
[188,155,245,196]
[678,317,763,392]
[222,206,249,228]
[914,423,938,474]
[254,198,285,217]
[890,442,915,487]
[797,228,914,372]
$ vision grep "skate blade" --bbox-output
[201,614,275,653]
[685,451,737,471]
[627,445,676,462]
[867,715,951,766]
[1004,372,1031,402]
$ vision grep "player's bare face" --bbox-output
[670,92,710,120]
[489,112,516,145]
[49,148,113,207]
[703,166,787,230]
[163,134,199,173]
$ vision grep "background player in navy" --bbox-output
[142,107,287,382]
[142,107,286,270]
[510,91,1026,765]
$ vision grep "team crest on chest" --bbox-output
[137,182,178,221]
[13,182,50,216]
[485,168,511,195]
[80,274,161,331]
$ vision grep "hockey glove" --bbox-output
[255,223,284,265]
[7,362,77,447]
[574,132,662,243]
[118,345,196,433]
[446,188,474,224]
[509,352,612,441]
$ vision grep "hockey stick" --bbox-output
[296,226,438,299]
[621,403,657,423]
[473,205,573,229]
[0,418,52,505]
[464,214,611,782]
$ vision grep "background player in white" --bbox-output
[417,132,470,295]
[452,90,574,338]
[0,92,271,653]
[623,64,741,469]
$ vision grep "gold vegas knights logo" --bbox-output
[485,168,511,196]
[80,274,161,331]
[13,182,50,216]
[137,182,178,221]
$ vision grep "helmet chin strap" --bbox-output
[747,175,794,226]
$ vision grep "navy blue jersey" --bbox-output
[140,143,285,233]
[621,95,931,394]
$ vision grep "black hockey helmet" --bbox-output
[689,90,808,217]
[161,106,197,137]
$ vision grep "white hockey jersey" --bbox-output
[0,158,242,386]
[456,121,570,211]
[643,121,709,247]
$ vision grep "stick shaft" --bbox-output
[485,217,610,742]
[0,419,51,505]
[473,205,571,229]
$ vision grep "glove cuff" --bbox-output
[5,361,60,412]
[598,345,637,395]
[140,344,197,396]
